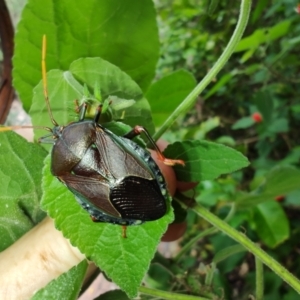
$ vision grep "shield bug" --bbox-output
[2,35,184,237]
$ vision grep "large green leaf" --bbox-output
[253,201,290,248]
[145,70,197,127]
[32,261,88,300]
[0,132,47,251]
[13,0,159,110]
[30,57,155,141]
[163,140,249,181]
[70,58,155,133]
[41,155,173,298]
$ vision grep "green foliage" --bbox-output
[153,0,300,298]
[31,261,88,300]
[13,0,159,110]
[253,201,290,248]
[30,57,155,140]
[164,140,249,181]
[0,132,47,251]
[146,70,197,126]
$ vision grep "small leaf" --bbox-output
[163,140,249,181]
[235,20,291,53]
[253,90,273,124]
[264,166,300,195]
[70,58,155,133]
[145,70,197,127]
[41,155,173,298]
[232,117,255,129]
[30,69,84,142]
[253,201,290,248]
[268,118,289,133]
[213,244,246,264]
[237,166,300,208]
[108,96,136,111]
[206,0,220,15]
[0,132,47,251]
[32,261,88,300]
[204,73,233,100]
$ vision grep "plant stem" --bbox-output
[174,203,235,262]
[138,286,212,300]
[174,227,217,262]
[180,201,300,294]
[153,0,251,141]
[255,256,264,300]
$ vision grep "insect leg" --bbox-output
[122,225,127,238]
[123,126,185,167]
[93,104,103,123]
[38,133,56,144]
[74,100,81,114]
[78,103,88,121]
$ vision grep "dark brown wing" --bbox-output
[93,126,153,180]
[58,174,120,218]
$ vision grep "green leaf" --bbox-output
[268,118,289,133]
[32,261,88,300]
[13,0,159,110]
[268,20,292,41]
[235,29,266,52]
[213,244,246,264]
[210,235,245,274]
[0,132,47,251]
[263,166,300,195]
[30,69,83,141]
[240,48,256,63]
[253,201,290,248]
[41,155,173,298]
[237,166,300,208]
[253,90,273,124]
[235,20,291,52]
[163,140,249,181]
[203,73,233,100]
[232,116,255,129]
[30,57,155,142]
[206,0,220,15]
[145,70,197,127]
[70,58,155,133]
[251,0,268,24]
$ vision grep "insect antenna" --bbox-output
[0,35,56,134]
[42,35,59,127]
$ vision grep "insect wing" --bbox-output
[58,173,120,218]
[93,126,167,221]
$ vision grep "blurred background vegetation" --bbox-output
[152,1,300,299]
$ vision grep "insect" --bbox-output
[1,36,184,237]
